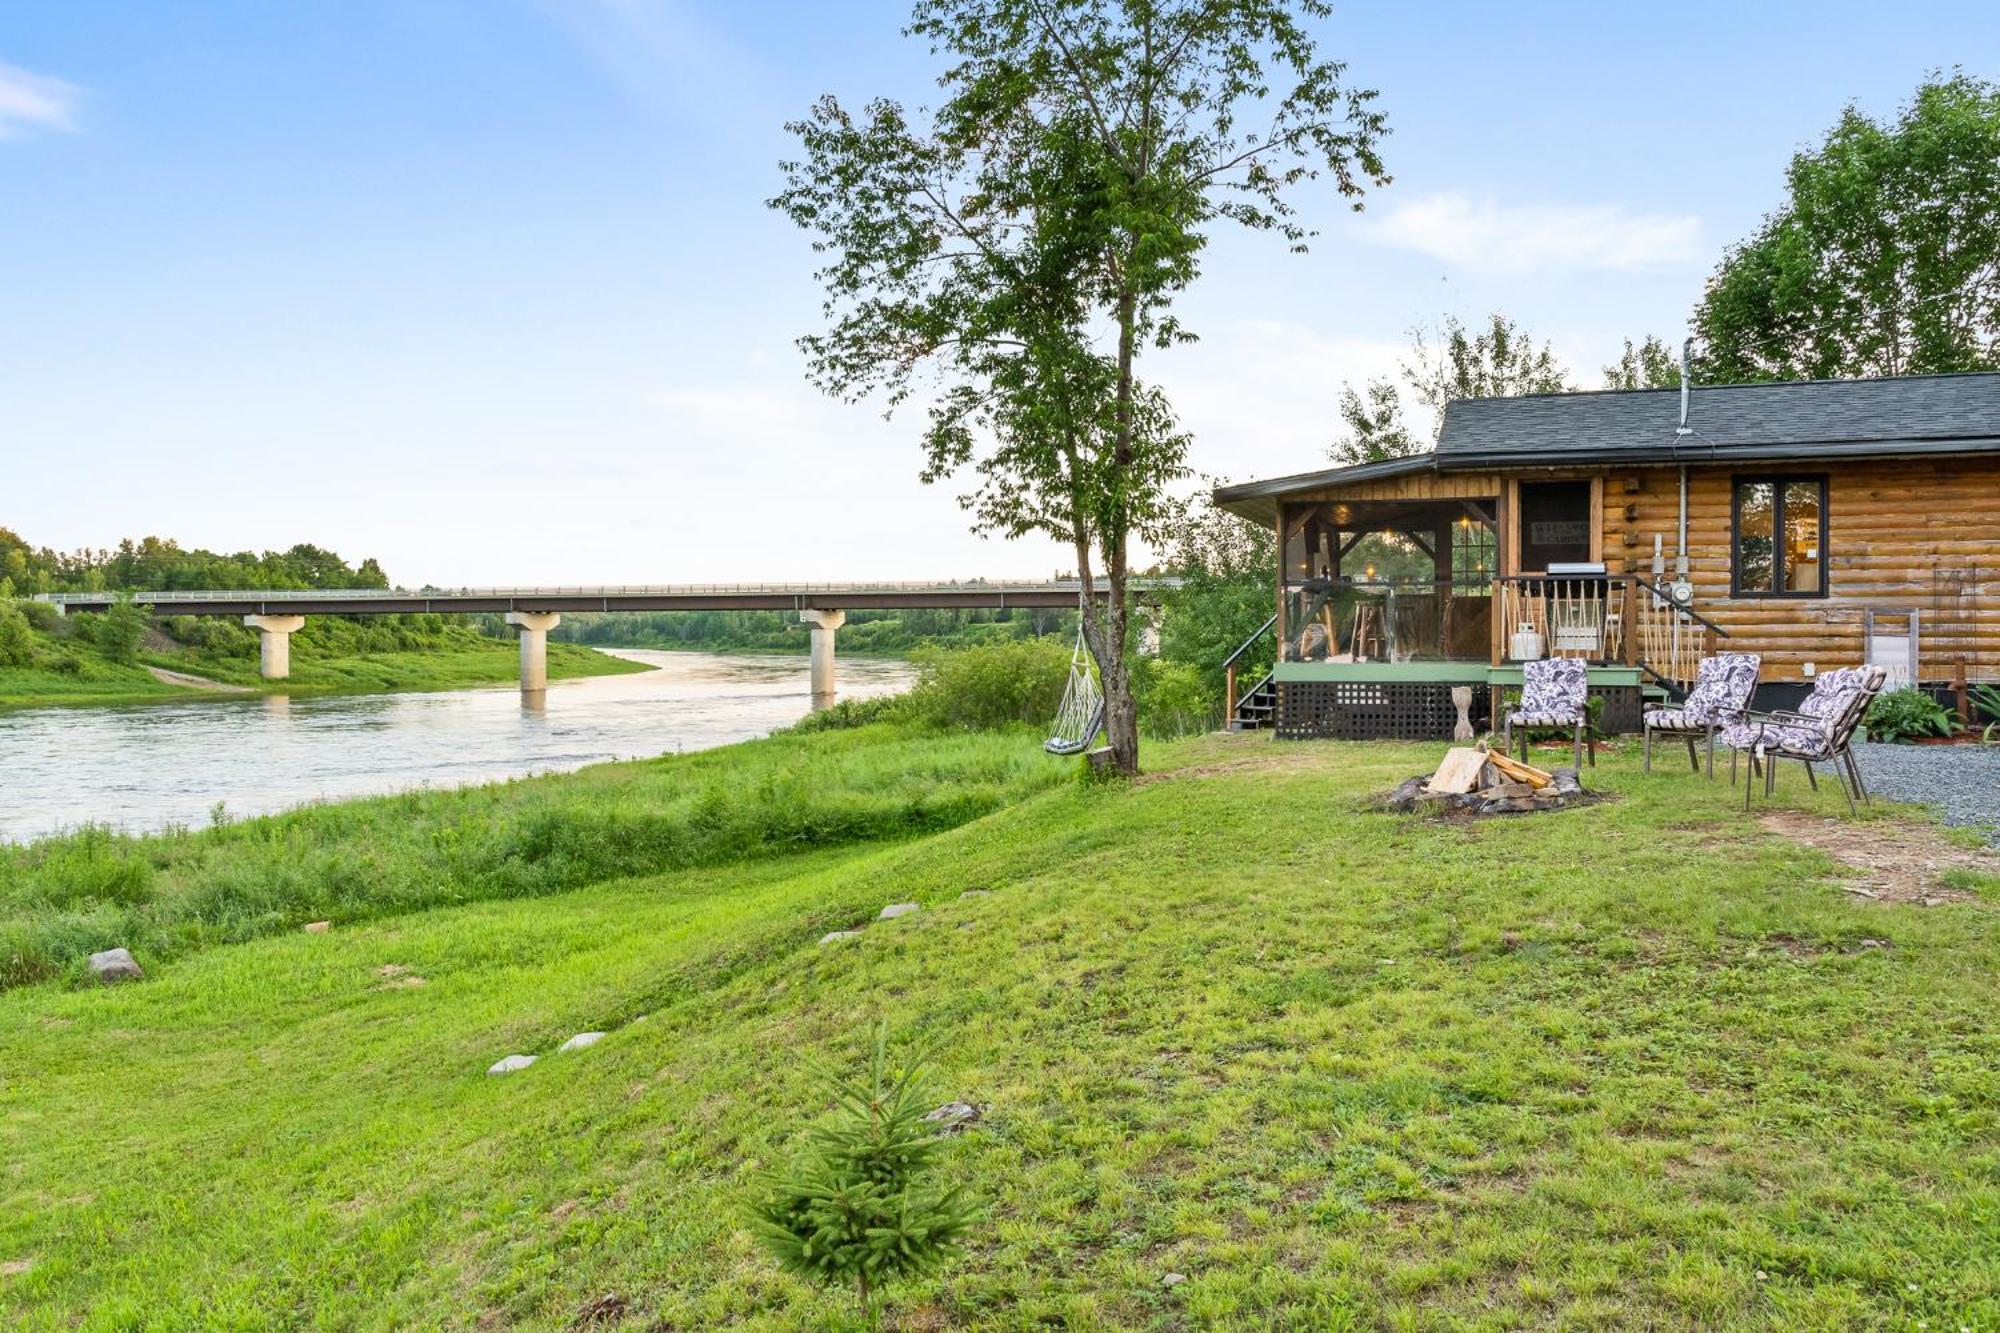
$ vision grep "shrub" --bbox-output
[16,598,60,633]
[750,1024,972,1318]
[89,599,149,664]
[1864,686,1958,743]
[902,638,1070,731]
[0,600,38,668]
[788,694,909,735]
[1971,683,2000,744]
[1132,657,1216,738]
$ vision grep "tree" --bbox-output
[1694,72,2000,381]
[773,0,1390,774]
[1602,334,1682,390]
[751,1025,972,1322]
[1330,313,1569,463]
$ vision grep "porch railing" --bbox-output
[1492,574,1726,687]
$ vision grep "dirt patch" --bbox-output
[145,665,253,694]
[1758,811,1995,905]
[373,964,428,989]
[0,1258,31,1278]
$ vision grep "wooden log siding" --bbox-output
[1605,457,2000,681]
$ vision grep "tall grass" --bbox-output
[0,724,1064,990]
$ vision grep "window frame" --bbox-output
[1729,473,1829,599]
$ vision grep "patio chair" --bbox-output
[1503,656,1594,770]
[1720,667,1887,813]
[1642,652,1761,778]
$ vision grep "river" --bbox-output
[0,650,915,844]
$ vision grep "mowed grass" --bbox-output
[0,660,200,710]
[4,733,1999,1329]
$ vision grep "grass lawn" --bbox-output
[3,732,1998,1329]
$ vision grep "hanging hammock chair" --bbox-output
[1044,623,1105,756]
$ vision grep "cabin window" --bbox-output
[1731,476,1826,597]
[1516,481,1594,572]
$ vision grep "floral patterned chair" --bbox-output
[1720,666,1886,813]
[1643,652,1761,778]
[1503,656,1594,769]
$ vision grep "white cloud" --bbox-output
[0,60,81,139]
[1365,193,1702,273]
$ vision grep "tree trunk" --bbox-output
[1096,286,1142,775]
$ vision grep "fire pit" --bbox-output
[1387,744,1593,816]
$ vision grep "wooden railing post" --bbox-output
[1225,662,1238,720]
[1490,578,1504,666]
[1622,576,1639,666]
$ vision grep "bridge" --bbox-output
[39,581,1154,699]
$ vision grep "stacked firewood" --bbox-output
[1390,741,1584,815]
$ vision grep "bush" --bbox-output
[16,598,60,633]
[89,600,148,664]
[787,694,909,734]
[1864,686,1959,743]
[1132,657,1216,738]
[0,600,38,668]
[902,638,1071,731]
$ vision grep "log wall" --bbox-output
[1599,457,2000,682]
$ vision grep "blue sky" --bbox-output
[3,1,1994,584]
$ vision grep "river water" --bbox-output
[0,651,914,844]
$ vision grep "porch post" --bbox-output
[1622,576,1639,666]
[1273,498,1287,663]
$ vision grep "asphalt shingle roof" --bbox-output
[1436,372,2000,466]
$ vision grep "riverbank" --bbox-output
[4,730,1997,1326]
[0,638,642,711]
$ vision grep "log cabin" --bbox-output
[1212,371,2000,739]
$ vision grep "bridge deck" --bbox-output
[40,581,1162,618]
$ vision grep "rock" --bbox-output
[1859,938,1889,949]
[1161,1272,1188,1288]
[558,1032,606,1053]
[923,1101,982,1133]
[86,948,142,984]
[1551,767,1583,796]
[819,930,862,944]
[878,902,920,920]
[1388,776,1430,810]
[303,921,331,934]
[960,889,992,899]
[487,1054,537,1075]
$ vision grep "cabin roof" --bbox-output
[1213,371,2000,524]
[1437,370,2000,467]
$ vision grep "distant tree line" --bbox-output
[551,606,1073,655]
[0,529,390,598]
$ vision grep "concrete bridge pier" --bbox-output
[800,608,846,704]
[505,612,562,694]
[243,614,306,680]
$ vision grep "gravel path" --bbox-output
[1851,741,2000,843]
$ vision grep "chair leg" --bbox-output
[1842,747,1870,805]
[1730,745,1738,787]
[1705,726,1716,779]
[1832,756,1858,816]
[1802,761,1818,791]
[1684,733,1700,772]
[1574,721,1583,772]
[1643,724,1653,772]
[1502,719,1511,759]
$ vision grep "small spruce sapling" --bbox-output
[750,1024,972,1321]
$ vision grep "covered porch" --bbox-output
[1221,462,1723,740]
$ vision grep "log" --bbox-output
[1484,749,1554,788]
[1426,747,1490,795]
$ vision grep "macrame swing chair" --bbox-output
[1045,621,1105,756]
